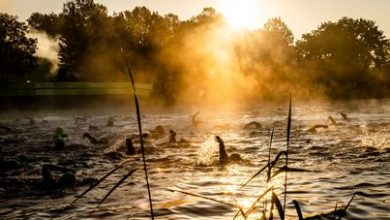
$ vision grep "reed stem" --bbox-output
[121,47,154,220]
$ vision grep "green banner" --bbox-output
[0,82,152,96]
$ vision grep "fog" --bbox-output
[28,30,60,74]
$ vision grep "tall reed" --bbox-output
[121,47,155,219]
[283,95,292,219]
[50,158,134,219]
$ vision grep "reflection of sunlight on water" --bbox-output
[3,101,390,219]
[269,170,285,186]
[237,198,254,210]
[223,184,237,194]
[158,199,191,209]
[224,132,240,142]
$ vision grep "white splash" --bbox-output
[196,137,218,166]
[359,123,390,150]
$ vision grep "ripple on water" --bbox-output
[1,101,390,219]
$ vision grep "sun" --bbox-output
[218,0,262,30]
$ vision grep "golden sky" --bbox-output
[1,0,389,38]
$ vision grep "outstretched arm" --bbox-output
[83,132,98,144]
[0,125,14,133]
[191,111,200,119]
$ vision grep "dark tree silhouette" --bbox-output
[189,7,223,26]
[297,17,390,97]
[3,2,390,101]
[114,7,163,59]
[0,13,37,81]
[28,12,63,37]
[58,0,113,81]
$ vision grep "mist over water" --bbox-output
[0,99,389,219]
[2,1,390,219]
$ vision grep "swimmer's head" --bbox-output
[169,129,177,136]
[82,132,89,138]
[58,173,76,186]
[155,125,165,133]
[142,132,150,139]
[55,127,65,135]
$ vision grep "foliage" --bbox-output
[264,17,294,45]
[0,13,37,81]
[3,1,390,102]
[28,12,63,37]
[297,17,390,97]
[57,0,114,81]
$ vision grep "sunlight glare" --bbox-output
[219,0,263,30]
[237,198,256,210]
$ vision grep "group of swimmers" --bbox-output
[2,111,352,191]
[305,112,349,132]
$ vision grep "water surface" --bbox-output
[0,99,389,219]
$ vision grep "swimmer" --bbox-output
[83,132,109,145]
[215,136,243,164]
[40,164,76,189]
[75,116,88,124]
[89,125,99,131]
[53,128,67,150]
[25,117,36,125]
[0,125,14,133]
[131,132,152,143]
[106,116,115,127]
[169,129,177,144]
[328,116,337,125]
[150,125,165,139]
[125,137,136,155]
[306,125,329,132]
[168,129,190,145]
[244,121,262,129]
[340,112,348,120]
[191,111,201,127]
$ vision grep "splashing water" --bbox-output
[359,123,390,150]
[1,99,390,219]
[196,137,218,166]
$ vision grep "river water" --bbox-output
[0,99,389,219]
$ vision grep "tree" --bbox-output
[28,12,63,37]
[58,0,113,80]
[0,13,37,81]
[114,7,163,57]
[190,7,222,24]
[297,17,390,96]
[264,17,294,45]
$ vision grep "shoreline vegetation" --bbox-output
[1,0,390,105]
[1,1,389,219]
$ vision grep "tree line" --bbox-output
[1,0,390,103]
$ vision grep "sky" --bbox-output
[1,0,390,38]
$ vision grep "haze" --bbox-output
[1,0,390,37]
